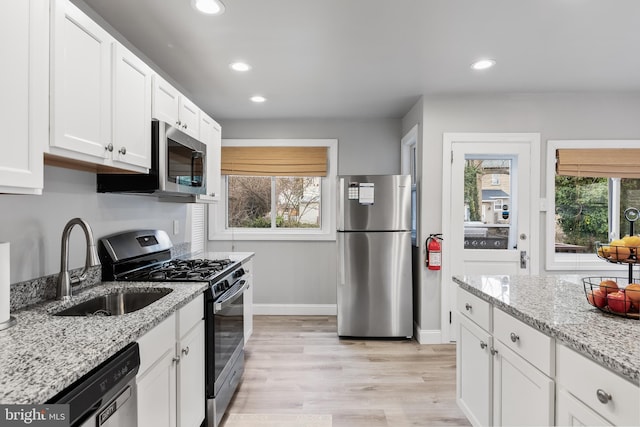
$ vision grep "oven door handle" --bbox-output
[214,279,248,313]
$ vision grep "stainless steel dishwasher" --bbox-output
[48,342,140,427]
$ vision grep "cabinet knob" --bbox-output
[209,193,216,197]
[510,332,520,343]
[596,389,612,404]
[105,143,114,152]
[119,147,127,155]
[182,346,190,356]
[480,341,487,349]
[490,347,499,356]
[172,356,180,364]
[465,303,472,311]
[182,124,188,129]
[176,120,182,126]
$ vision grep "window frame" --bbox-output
[545,140,640,271]
[209,138,338,241]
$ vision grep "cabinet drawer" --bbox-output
[137,313,176,376]
[493,307,553,376]
[178,294,204,338]
[457,287,491,331]
[556,344,640,427]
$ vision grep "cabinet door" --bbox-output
[197,114,221,202]
[177,321,205,427]
[457,315,492,427]
[492,339,554,426]
[51,0,112,160]
[112,43,152,170]
[137,349,177,427]
[0,0,47,194]
[178,97,200,138]
[556,387,612,426]
[152,75,180,127]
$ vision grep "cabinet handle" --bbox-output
[480,341,487,349]
[105,143,114,152]
[510,332,520,343]
[209,193,216,197]
[182,124,188,129]
[465,303,472,311]
[118,147,127,155]
[596,389,612,404]
[172,356,180,364]
[176,120,182,126]
[182,346,190,356]
[490,347,499,356]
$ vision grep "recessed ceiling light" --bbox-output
[191,0,225,15]
[230,62,251,72]
[250,95,266,103]
[471,59,496,70]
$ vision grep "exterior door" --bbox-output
[442,133,540,342]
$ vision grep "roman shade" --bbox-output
[221,146,328,176]
[556,149,640,178]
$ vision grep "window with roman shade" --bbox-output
[221,146,328,176]
[556,148,640,178]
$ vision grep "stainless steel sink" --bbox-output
[54,288,173,316]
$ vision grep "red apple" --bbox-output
[587,289,607,308]
[599,280,619,294]
[607,291,632,313]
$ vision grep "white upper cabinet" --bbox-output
[197,113,221,202]
[0,0,48,194]
[112,43,152,169]
[50,0,149,173]
[50,0,113,162]
[152,75,200,139]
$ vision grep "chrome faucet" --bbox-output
[57,218,100,300]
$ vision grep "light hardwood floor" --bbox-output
[221,316,471,427]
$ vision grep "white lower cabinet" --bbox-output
[492,339,554,426]
[137,295,205,427]
[556,387,612,426]
[457,287,554,427]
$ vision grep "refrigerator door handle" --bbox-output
[339,234,346,286]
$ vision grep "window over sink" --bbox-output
[209,139,337,241]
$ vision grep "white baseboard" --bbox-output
[414,322,443,344]
[253,304,337,316]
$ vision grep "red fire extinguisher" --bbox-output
[426,234,443,270]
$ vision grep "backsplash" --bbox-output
[9,242,192,311]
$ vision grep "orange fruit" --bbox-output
[599,280,619,294]
[625,283,640,304]
[609,240,631,260]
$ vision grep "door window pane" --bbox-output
[463,159,512,250]
[275,177,321,228]
[227,176,272,228]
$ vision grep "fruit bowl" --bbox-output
[583,277,640,319]
[596,242,639,263]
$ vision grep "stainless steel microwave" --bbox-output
[97,120,207,197]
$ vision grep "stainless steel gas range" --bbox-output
[98,229,247,427]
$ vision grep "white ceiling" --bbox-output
[80,0,640,120]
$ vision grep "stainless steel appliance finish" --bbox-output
[49,343,140,427]
[56,218,100,301]
[97,120,207,197]
[205,272,247,427]
[337,174,413,338]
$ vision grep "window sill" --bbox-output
[210,229,336,242]
[546,253,632,271]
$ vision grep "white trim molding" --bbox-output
[253,304,337,316]
[414,322,443,344]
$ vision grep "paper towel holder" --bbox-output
[0,316,17,331]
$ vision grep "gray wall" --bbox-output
[210,118,402,306]
[411,92,640,332]
[0,166,188,284]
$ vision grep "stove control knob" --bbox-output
[233,268,245,279]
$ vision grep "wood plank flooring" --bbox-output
[221,316,470,427]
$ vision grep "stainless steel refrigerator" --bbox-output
[337,174,413,338]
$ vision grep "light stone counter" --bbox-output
[453,274,640,385]
[0,281,208,404]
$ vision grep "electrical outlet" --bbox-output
[173,220,179,235]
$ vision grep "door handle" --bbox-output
[520,251,529,269]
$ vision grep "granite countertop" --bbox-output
[0,251,255,404]
[453,274,640,385]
